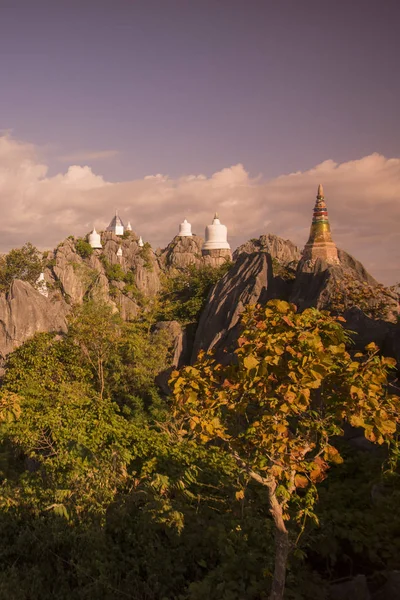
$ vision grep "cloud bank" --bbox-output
[0,134,399,285]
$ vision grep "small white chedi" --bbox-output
[88,227,102,249]
[178,219,193,237]
[202,213,230,251]
[138,236,144,247]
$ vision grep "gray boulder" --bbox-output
[0,280,68,360]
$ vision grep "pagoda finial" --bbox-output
[317,184,324,198]
[214,212,219,219]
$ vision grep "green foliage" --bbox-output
[157,262,232,324]
[0,242,43,291]
[0,297,399,599]
[140,241,154,271]
[75,238,94,259]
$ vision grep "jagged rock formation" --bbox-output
[50,238,110,305]
[192,252,272,361]
[158,235,204,271]
[291,249,398,322]
[0,280,68,360]
[191,244,398,362]
[234,233,301,266]
[159,234,232,271]
[46,232,161,315]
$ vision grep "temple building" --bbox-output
[302,184,339,265]
[106,210,125,236]
[178,219,193,237]
[202,213,232,261]
[88,227,102,249]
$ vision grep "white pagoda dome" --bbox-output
[178,219,192,237]
[116,246,123,257]
[202,213,230,251]
[88,227,102,249]
[138,236,144,247]
[126,221,132,231]
[106,210,124,236]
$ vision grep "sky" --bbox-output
[0,0,400,284]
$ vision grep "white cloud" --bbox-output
[58,150,119,161]
[0,134,399,285]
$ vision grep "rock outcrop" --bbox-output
[291,249,398,322]
[234,234,301,266]
[192,252,272,361]
[0,280,69,360]
[159,235,204,272]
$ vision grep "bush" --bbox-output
[75,238,94,259]
[156,262,232,324]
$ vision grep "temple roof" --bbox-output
[106,211,125,231]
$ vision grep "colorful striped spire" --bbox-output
[302,185,339,265]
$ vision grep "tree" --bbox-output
[0,242,43,291]
[157,263,232,324]
[66,301,122,399]
[170,299,400,600]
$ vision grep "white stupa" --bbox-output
[116,246,123,257]
[138,236,144,247]
[202,213,230,251]
[178,218,193,237]
[88,227,102,249]
[106,210,124,236]
[126,221,132,231]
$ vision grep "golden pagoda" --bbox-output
[302,184,339,265]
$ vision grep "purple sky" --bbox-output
[1,0,400,181]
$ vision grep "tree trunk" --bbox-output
[268,488,290,600]
[229,453,290,600]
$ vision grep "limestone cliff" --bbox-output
[192,252,272,361]
[191,243,398,362]
[0,280,68,360]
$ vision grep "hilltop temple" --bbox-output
[302,184,339,265]
[87,189,338,267]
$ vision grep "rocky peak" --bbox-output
[233,233,301,266]
[159,235,204,272]
[192,251,272,361]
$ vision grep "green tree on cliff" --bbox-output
[170,300,400,600]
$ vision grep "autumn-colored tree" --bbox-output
[170,300,400,600]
